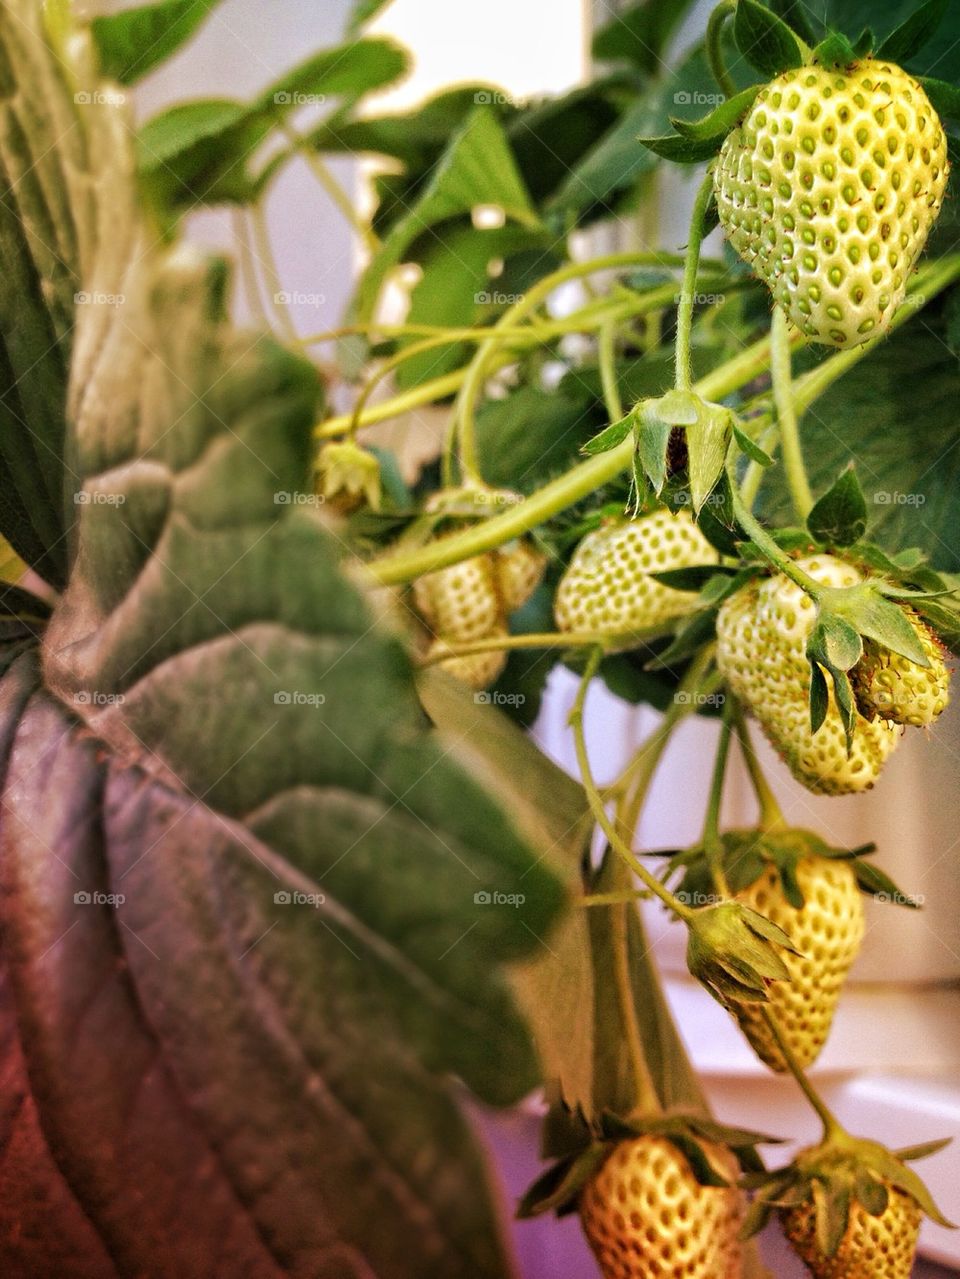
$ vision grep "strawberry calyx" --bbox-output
[742,1132,955,1251]
[315,439,382,513]
[518,1109,778,1220]
[659,826,921,912]
[685,899,797,1008]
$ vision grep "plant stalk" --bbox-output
[675,173,717,392]
[771,307,813,520]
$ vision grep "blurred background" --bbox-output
[108,0,959,1272]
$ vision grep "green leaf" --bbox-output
[138,38,409,208]
[356,108,541,320]
[476,385,600,495]
[732,420,774,467]
[0,12,564,1273]
[592,0,700,72]
[876,0,948,63]
[807,465,868,547]
[347,0,396,32]
[670,85,763,141]
[918,74,960,120]
[90,0,225,84]
[761,319,960,571]
[734,0,806,77]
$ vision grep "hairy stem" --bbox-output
[599,314,624,423]
[705,0,738,102]
[760,1008,845,1142]
[731,701,786,833]
[771,307,813,520]
[570,650,696,922]
[702,703,734,898]
[675,174,717,392]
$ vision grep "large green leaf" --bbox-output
[761,316,960,570]
[0,6,564,1275]
[781,0,960,80]
[356,108,543,320]
[91,0,225,84]
[138,37,409,208]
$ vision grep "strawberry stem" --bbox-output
[598,314,624,423]
[609,857,663,1114]
[731,701,786,833]
[569,648,697,923]
[759,1007,846,1143]
[675,174,717,392]
[771,307,814,521]
[705,1,738,101]
[727,476,825,600]
[701,702,734,898]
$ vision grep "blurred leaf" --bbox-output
[138,38,409,207]
[761,318,960,570]
[347,0,396,32]
[357,108,542,320]
[91,0,224,84]
[593,0,700,73]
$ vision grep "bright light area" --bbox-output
[368,0,588,108]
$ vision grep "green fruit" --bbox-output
[580,1135,743,1279]
[783,1181,921,1279]
[714,60,949,348]
[716,555,901,795]
[852,608,950,727]
[555,509,719,638]
[732,856,864,1072]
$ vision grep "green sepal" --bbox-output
[807,465,867,548]
[637,132,726,163]
[819,584,930,667]
[516,1144,609,1219]
[877,0,949,65]
[813,31,858,67]
[670,86,763,142]
[685,900,796,1010]
[581,409,637,457]
[735,0,807,78]
[685,402,734,515]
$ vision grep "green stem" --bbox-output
[610,860,662,1113]
[675,174,717,392]
[728,475,824,598]
[771,308,813,520]
[760,1008,845,1142]
[233,208,272,334]
[419,629,646,662]
[731,701,785,833]
[702,703,734,898]
[250,204,300,344]
[705,0,738,100]
[369,334,778,586]
[599,315,624,424]
[282,123,380,255]
[570,650,696,922]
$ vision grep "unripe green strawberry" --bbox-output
[714,60,949,348]
[580,1135,743,1279]
[425,629,508,691]
[495,540,547,613]
[412,554,501,643]
[555,510,719,638]
[782,1182,921,1279]
[732,857,864,1072]
[852,607,950,726]
[716,555,901,794]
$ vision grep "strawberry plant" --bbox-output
[1,0,959,1276]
